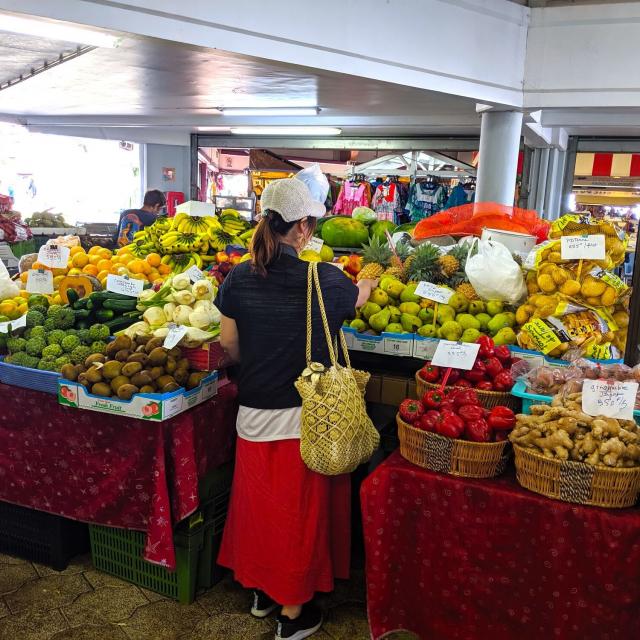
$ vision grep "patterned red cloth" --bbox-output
[361,451,640,640]
[0,382,238,570]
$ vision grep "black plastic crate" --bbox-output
[0,501,89,570]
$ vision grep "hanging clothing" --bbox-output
[405,181,448,221]
[371,181,400,222]
[445,183,475,210]
[333,180,370,216]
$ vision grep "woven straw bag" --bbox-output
[295,262,379,475]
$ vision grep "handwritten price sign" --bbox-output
[26,269,54,294]
[106,275,144,297]
[304,237,325,253]
[582,380,638,420]
[415,282,453,304]
[561,235,605,260]
[163,324,188,350]
[184,265,204,283]
[431,340,480,370]
[37,244,70,268]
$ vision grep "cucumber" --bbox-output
[72,298,89,310]
[102,298,138,311]
[74,309,91,320]
[89,291,135,302]
[66,288,79,304]
[104,316,137,331]
[95,309,115,322]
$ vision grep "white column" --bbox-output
[475,111,523,205]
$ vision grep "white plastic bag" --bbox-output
[0,259,19,300]
[465,238,527,304]
[295,163,329,205]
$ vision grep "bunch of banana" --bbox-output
[161,252,203,273]
[219,209,250,236]
[129,239,154,258]
[208,228,237,251]
[160,232,204,254]
[172,213,222,235]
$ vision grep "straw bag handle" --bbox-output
[305,262,352,368]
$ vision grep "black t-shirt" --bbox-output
[215,245,358,409]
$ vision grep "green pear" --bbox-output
[369,308,391,333]
[361,302,381,321]
[486,300,504,316]
[448,293,469,313]
[475,313,491,331]
[417,324,438,338]
[502,312,516,328]
[399,302,421,316]
[379,276,396,293]
[386,322,403,334]
[388,305,401,323]
[400,282,421,303]
[438,320,463,341]
[456,313,481,331]
[468,300,486,315]
[400,313,422,333]
[349,318,368,333]
[386,280,406,299]
[493,327,517,345]
[461,328,481,343]
[418,307,435,324]
[369,287,389,307]
[487,313,510,336]
[436,304,456,324]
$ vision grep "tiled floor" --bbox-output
[0,552,417,640]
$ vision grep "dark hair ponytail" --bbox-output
[250,210,318,277]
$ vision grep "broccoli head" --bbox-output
[44,317,56,331]
[28,294,49,310]
[30,326,47,340]
[70,345,92,365]
[37,359,57,371]
[26,336,47,357]
[47,330,67,345]
[53,307,75,330]
[90,341,107,355]
[47,304,62,318]
[61,334,81,353]
[76,328,91,345]
[7,337,27,353]
[89,324,110,342]
[26,310,45,329]
[54,355,71,371]
[42,343,63,360]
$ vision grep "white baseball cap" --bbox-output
[260,178,326,222]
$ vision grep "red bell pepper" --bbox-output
[493,371,515,392]
[457,404,485,422]
[493,345,511,364]
[487,406,516,431]
[422,390,445,409]
[399,399,424,424]
[465,418,492,442]
[436,410,464,439]
[417,410,440,432]
[453,379,472,388]
[494,431,510,442]
[446,368,461,385]
[451,388,480,408]
[475,381,494,391]
[464,360,487,383]
[484,356,504,379]
[420,364,440,383]
[476,336,495,358]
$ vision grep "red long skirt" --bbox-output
[217,437,351,605]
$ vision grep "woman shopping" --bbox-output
[215,178,378,640]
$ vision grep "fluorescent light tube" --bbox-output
[230,126,341,136]
[1,14,120,48]
[221,107,320,116]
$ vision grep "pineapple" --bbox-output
[405,242,441,283]
[357,236,392,281]
[382,241,411,281]
[438,253,460,277]
[456,282,479,301]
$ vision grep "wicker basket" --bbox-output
[415,372,520,412]
[513,444,640,508]
[397,414,510,478]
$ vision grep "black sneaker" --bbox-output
[275,603,323,640]
[251,590,278,618]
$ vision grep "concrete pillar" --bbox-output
[475,111,523,205]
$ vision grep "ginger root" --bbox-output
[535,429,573,460]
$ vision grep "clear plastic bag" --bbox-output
[295,163,329,205]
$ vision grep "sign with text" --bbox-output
[0,313,27,333]
[582,380,638,420]
[523,318,562,355]
[185,265,204,283]
[383,335,413,357]
[163,324,188,350]
[37,244,70,268]
[415,282,453,304]
[304,237,325,253]
[431,340,480,370]
[26,269,54,294]
[106,274,144,297]
[560,235,605,261]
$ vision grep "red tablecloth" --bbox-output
[0,382,238,570]
[361,451,640,640]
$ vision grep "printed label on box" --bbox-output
[37,244,70,268]
[582,380,638,420]
[560,234,605,260]
[413,337,439,360]
[26,269,54,294]
[107,274,144,297]
[383,335,413,357]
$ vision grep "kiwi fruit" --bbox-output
[131,370,153,388]
[145,337,164,353]
[148,347,168,366]
[77,372,89,387]
[102,360,123,380]
[165,357,177,374]
[61,363,79,381]
[106,335,131,358]
[161,381,180,393]
[156,374,176,389]
[173,368,189,387]
[117,384,139,400]
[110,375,131,394]
[85,365,104,384]
[128,352,148,365]
[135,344,147,353]
[85,353,106,367]
[149,366,164,380]
[135,334,151,345]
[168,347,182,360]
[187,371,208,390]
[91,382,112,397]
[121,361,143,377]
[115,349,131,362]
[139,384,156,394]
[176,358,190,371]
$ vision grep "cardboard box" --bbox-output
[57,371,218,422]
[342,327,415,358]
[365,374,382,403]
[175,200,216,217]
[380,375,409,406]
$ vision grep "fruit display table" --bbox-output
[0,382,238,570]
[361,451,640,640]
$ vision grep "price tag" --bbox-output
[582,380,638,420]
[106,274,144,297]
[414,282,453,304]
[37,244,70,268]
[163,324,189,350]
[383,337,413,357]
[304,237,324,253]
[26,269,54,294]
[560,235,605,260]
[0,314,27,333]
[412,337,439,360]
[185,265,204,283]
[523,318,562,355]
[431,340,480,370]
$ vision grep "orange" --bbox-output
[19,289,30,299]
[72,253,89,268]
[146,253,161,268]
[158,263,171,275]
[128,259,145,275]
[100,277,108,289]
[139,261,152,275]
[17,303,28,315]
[67,268,82,276]
[130,272,147,281]
[97,269,110,281]
[117,266,130,276]
[117,245,132,255]
[89,255,102,266]
[31,262,50,271]
[69,246,85,256]
[98,248,112,260]
[51,267,67,277]
[147,269,160,282]
[96,259,112,272]
[82,264,99,276]
[88,246,101,255]
[19,272,28,283]
[53,275,66,287]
